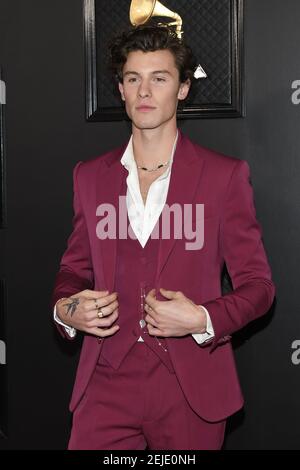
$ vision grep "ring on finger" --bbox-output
[97,308,104,319]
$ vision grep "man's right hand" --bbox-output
[56,289,119,338]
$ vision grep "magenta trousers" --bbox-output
[68,342,226,450]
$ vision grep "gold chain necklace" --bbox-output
[137,160,170,172]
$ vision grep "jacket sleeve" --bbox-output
[51,161,94,338]
[202,160,275,349]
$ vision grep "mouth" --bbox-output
[136,106,156,112]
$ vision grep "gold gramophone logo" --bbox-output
[129,0,183,39]
[129,1,207,78]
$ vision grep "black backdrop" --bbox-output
[0,0,299,449]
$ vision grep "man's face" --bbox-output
[118,49,190,131]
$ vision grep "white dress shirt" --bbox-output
[54,133,214,344]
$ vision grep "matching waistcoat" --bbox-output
[100,172,174,373]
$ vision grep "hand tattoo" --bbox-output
[64,298,80,316]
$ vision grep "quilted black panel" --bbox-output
[86,0,243,119]
[96,0,232,107]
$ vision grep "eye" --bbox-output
[154,77,166,82]
[128,77,137,83]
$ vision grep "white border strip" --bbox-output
[0,80,6,104]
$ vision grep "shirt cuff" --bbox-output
[54,301,77,339]
[191,305,215,344]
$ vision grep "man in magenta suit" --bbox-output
[52,25,275,450]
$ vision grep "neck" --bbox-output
[132,123,177,168]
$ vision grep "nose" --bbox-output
[138,79,151,99]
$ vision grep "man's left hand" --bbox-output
[144,288,207,338]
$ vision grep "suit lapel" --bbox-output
[154,131,205,283]
[96,143,128,292]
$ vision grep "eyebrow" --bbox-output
[123,70,172,77]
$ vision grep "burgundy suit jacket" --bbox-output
[52,131,275,422]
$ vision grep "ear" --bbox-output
[177,79,191,101]
[118,82,125,101]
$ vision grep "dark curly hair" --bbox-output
[109,24,197,84]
